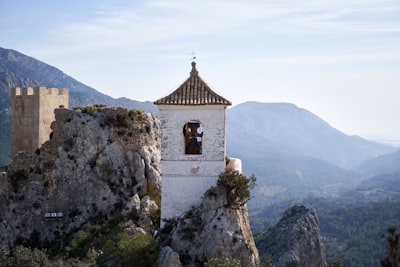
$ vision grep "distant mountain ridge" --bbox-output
[226,102,396,207]
[356,149,400,176]
[227,101,394,169]
[0,47,158,165]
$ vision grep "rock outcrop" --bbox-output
[1,104,261,267]
[158,185,259,267]
[256,204,326,267]
[0,106,161,247]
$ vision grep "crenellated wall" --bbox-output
[10,87,69,157]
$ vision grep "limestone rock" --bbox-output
[124,226,146,235]
[139,195,159,231]
[0,107,161,247]
[122,193,141,216]
[156,246,182,267]
[257,204,326,267]
[159,186,259,267]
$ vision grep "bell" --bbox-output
[189,137,199,149]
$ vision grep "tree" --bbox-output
[217,170,256,207]
[204,257,247,267]
[327,259,345,267]
[381,226,400,267]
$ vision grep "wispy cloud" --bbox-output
[33,0,399,57]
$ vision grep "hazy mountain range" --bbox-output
[1,47,399,206]
[225,102,397,207]
[0,47,157,165]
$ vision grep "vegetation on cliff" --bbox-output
[216,170,257,207]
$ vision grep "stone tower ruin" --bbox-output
[154,61,231,222]
[10,87,69,157]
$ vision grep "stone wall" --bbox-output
[10,87,69,157]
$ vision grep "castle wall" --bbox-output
[10,87,69,157]
[11,87,40,156]
[38,88,69,153]
[158,104,227,221]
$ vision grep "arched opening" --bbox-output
[183,121,203,154]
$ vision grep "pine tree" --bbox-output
[381,226,400,267]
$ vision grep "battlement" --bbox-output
[11,87,69,97]
[10,86,69,157]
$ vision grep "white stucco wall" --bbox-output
[161,176,219,220]
[158,104,228,223]
[159,105,227,162]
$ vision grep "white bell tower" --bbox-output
[154,61,231,222]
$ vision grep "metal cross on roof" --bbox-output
[191,50,196,62]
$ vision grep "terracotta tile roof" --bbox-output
[154,62,232,106]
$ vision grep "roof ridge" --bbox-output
[154,62,231,106]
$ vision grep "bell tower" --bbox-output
[155,61,231,222]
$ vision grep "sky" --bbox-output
[1,0,399,143]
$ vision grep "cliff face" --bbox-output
[256,204,326,267]
[158,186,260,267]
[0,106,161,246]
[1,105,259,267]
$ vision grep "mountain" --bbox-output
[339,150,400,202]
[356,149,400,176]
[227,101,394,169]
[226,102,396,207]
[0,47,158,166]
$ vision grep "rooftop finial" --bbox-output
[190,50,196,62]
[190,50,198,76]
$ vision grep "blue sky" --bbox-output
[1,0,400,142]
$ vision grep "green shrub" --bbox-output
[326,259,345,267]
[128,109,144,120]
[217,170,256,207]
[205,257,247,267]
[94,104,106,108]
[0,245,92,267]
[283,260,303,267]
[82,106,97,116]
[97,231,158,267]
[116,114,128,128]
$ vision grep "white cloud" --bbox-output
[31,0,400,58]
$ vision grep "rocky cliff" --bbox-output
[0,105,260,267]
[256,204,326,267]
[0,106,161,247]
[157,185,260,267]
[0,47,158,166]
